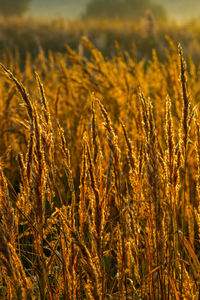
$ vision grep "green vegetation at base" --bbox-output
[0,0,31,16]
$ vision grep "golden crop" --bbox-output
[0,36,199,299]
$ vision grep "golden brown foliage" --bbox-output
[0,38,200,299]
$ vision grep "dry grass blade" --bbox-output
[0,63,34,122]
[35,72,51,125]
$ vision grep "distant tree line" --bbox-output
[0,0,167,22]
[84,0,167,21]
[0,0,31,16]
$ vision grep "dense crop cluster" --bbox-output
[0,37,200,299]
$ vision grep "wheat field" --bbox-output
[0,36,200,299]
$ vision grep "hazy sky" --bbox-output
[30,0,89,18]
[29,0,200,20]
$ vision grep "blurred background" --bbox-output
[6,0,199,21]
[0,0,200,63]
[24,0,200,21]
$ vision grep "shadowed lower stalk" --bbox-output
[178,44,192,299]
[86,139,105,299]
[0,167,33,299]
[140,91,165,299]
[165,95,182,299]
